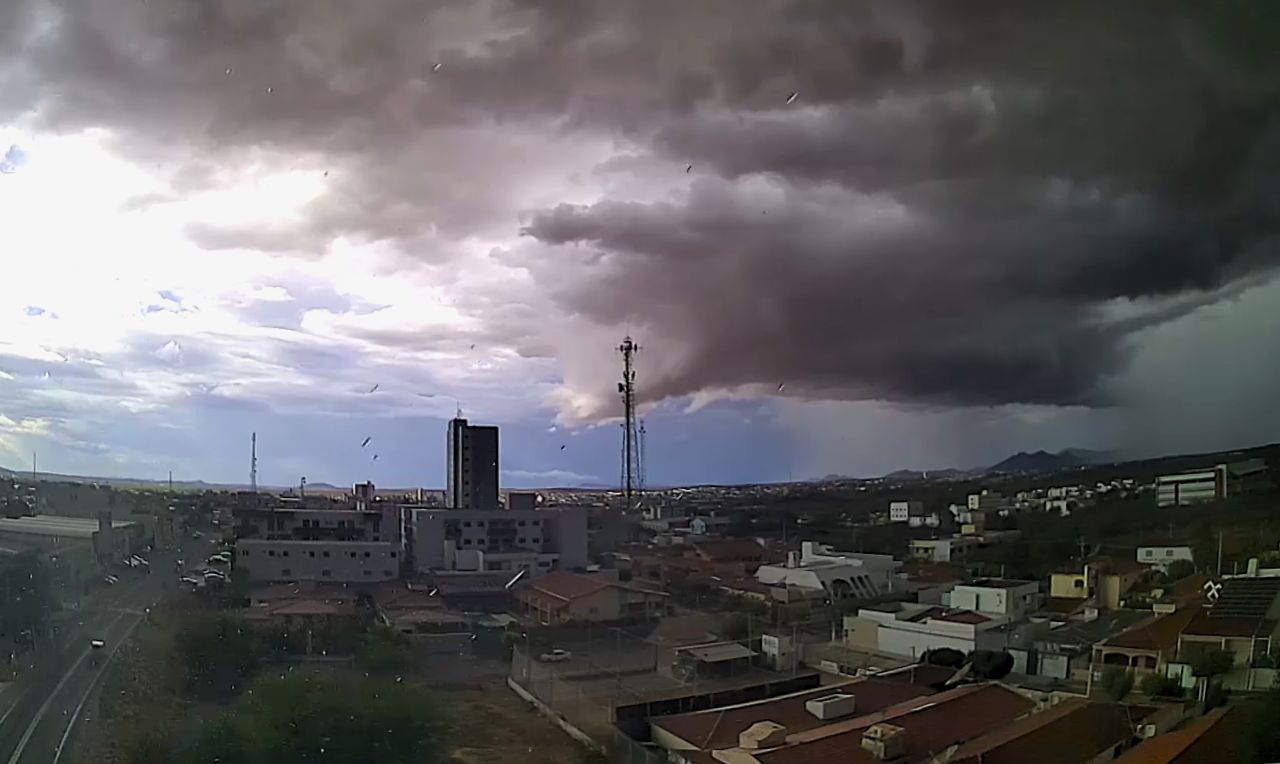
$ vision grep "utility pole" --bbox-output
[618,337,640,511]
[1217,531,1224,576]
[168,470,173,493]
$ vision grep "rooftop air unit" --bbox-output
[738,721,788,750]
[861,723,906,761]
[805,693,857,720]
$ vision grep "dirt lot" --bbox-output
[446,681,598,764]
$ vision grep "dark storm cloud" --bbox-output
[2,0,1277,416]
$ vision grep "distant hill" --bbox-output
[986,449,1117,475]
[882,468,970,481]
[0,464,340,493]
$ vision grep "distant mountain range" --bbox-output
[879,448,1118,480]
[985,448,1117,474]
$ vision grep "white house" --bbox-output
[1137,545,1194,572]
[688,515,730,536]
[849,603,1007,659]
[946,579,1040,619]
[755,541,901,599]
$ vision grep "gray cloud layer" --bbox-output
[2,0,1277,421]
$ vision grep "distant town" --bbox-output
[0,416,1278,762]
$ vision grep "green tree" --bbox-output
[1190,649,1235,678]
[720,613,749,641]
[1138,673,1184,698]
[0,553,54,643]
[1165,559,1196,581]
[174,615,259,699]
[1248,688,1280,762]
[181,675,450,764]
[357,626,415,675]
[1099,667,1134,701]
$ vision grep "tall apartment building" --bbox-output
[446,417,499,509]
[233,490,402,583]
[403,505,588,577]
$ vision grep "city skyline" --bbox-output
[1,2,1277,487]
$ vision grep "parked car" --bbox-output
[102,575,118,585]
[539,649,572,663]
[179,576,201,586]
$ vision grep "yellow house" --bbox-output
[1050,558,1146,611]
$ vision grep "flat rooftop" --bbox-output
[0,514,135,540]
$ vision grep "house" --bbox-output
[1093,605,1201,674]
[967,491,1005,511]
[949,698,1162,764]
[687,515,731,536]
[755,542,901,600]
[1137,545,1195,572]
[650,676,934,753]
[889,500,939,527]
[514,570,668,624]
[1050,557,1147,610]
[909,536,982,563]
[947,579,1041,619]
[845,602,1008,658]
[1113,706,1250,764]
[715,683,1034,764]
[1171,576,1280,690]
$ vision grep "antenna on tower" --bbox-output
[618,336,641,511]
[250,432,258,494]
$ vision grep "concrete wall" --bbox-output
[409,506,587,573]
[237,539,399,582]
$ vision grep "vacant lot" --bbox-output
[447,681,596,764]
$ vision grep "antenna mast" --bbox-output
[250,432,258,493]
[618,337,641,510]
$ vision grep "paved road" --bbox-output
[0,543,187,764]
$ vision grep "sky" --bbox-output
[0,1,1277,488]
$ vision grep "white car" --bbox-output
[131,556,150,568]
[179,576,201,586]
[539,649,572,663]
[102,575,118,585]
[203,570,226,581]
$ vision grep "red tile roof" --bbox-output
[755,684,1035,764]
[874,664,958,689]
[651,678,933,750]
[1102,606,1200,652]
[691,539,765,562]
[949,699,1145,764]
[935,610,992,625]
[524,571,612,601]
[1114,706,1248,764]
[1182,609,1276,638]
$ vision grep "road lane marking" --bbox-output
[4,611,127,764]
[52,614,145,764]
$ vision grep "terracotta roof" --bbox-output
[874,664,959,689]
[1114,706,1248,764]
[1041,597,1088,615]
[949,699,1146,764]
[1182,609,1276,638]
[1102,606,1200,652]
[755,684,1034,764]
[967,578,1037,590]
[899,562,966,583]
[651,678,932,750]
[523,571,612,601]
[692,539,765,562]
[935,610,991,625]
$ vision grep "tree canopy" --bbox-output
[180,675,450,764]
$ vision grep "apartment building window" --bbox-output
[322,570,331,577]
[281,569,291,576]
[323,551,330,558]
[309,551,316,558]
[518,520,526,526]
[363,551,371,558]
[463,539,471,546]
[349,551,357,558]
[390,551,397,558]
[518,538,526,544]
[463,521,472,528]
[268,550,275,557]
[364,570,372,576]
[282,550,289,557]
[241,549,250,557]
[384,570,393,577]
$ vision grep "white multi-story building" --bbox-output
[889,500,939,528]
[845,603,1007,659]
[403,505,588,578]
[1136,545,1194,572]
[1156,468,1225,507]
[233,497,402,583]
[967,491,1005,511]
